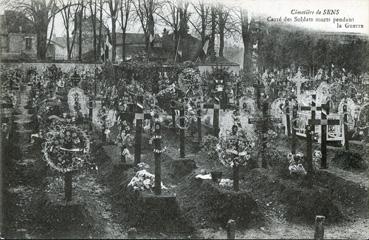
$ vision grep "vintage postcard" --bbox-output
[0,0,368,239]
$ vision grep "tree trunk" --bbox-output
[219,25,225,58]
[122,32,126,61]
[98,0,103,60]
[78,2,84,61]
[242,10,252,74]
[209,7,216,62]
[111,18,116,62]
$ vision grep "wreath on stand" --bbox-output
[42,124,90,173]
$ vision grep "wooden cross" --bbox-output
[248,101,281,168]
[308,103,340,169]
[298,94,322,135]
[134,96,154,164]
[200,97,220,137]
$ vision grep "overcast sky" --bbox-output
[1,0,368,41]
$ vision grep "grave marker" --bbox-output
[134,97,155,164]
[248,101,281,168]
[308,103,340,169]
[253,81,264,109]
[153,121,162,195]
[343,103,349,150]
[201,97,220,137]
[134,96,144,164]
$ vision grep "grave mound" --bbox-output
[332,150,368,170]
[243,169,347,224]
[29,192,99,238]
[176,173,262,229]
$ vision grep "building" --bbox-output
[46,39,68,61]
[72,16,109,61]
[115,32,163,62]
[0,11,37,61]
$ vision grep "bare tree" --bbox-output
[119,0,132,61]
[2,0,60,60]
[59,0,80,60]
[98,0,103,60]
[207,6,216,61]
[108,0,119,62]
[189,0,209,46]
[216,5,240,58]
[78,0,84,61]
[133,0,161,59]
[156,0,190,61]
[241,9,252,73]
[88,0,98,61]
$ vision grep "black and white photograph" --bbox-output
[0,0,368,238]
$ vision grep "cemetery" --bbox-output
[0,0,368,238]
[1,59,368,239]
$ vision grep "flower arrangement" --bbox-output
[97,106,113,130]
[312,150,322,169]
[42,124,90,173]
[127,169,167,192]
[287,152,307,175]
[216,128,255,167]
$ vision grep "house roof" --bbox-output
[2,10,35,34]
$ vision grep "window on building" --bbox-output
[25,37,32,50]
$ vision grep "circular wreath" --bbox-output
[42,124,90,173]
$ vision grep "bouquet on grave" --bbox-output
[127,164,167,192]
[287,152,307,175]
[42,124,90,173]
[216,128,255,167]
[126,82,145,97]
[97,106,113,130]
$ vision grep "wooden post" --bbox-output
[233,164,239,192]
[197,108,202,144]
[321,104,328,169]
[285,99,291,136]
[64,171,72,202]
[343,104,349,151]
[134,96,143,165]
[180,107,185,158]
[311,94,317,135]
[171,102,176,130]
[213,98,220,137]
[226,219,236,239]
[154,121,162,195]
[306,124,313,175]
[314,215,325,240]
[88,98,93,131]
[261,101,268,168]
[292,105,297,154]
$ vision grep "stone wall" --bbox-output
[0,62,102,73]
